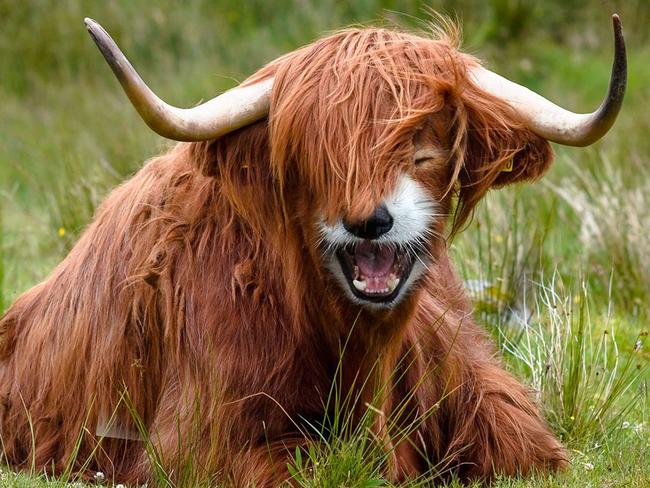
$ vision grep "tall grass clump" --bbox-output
[287,426,388,488]
[494,274,646,447]
[551,156,650,317]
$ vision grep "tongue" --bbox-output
[355,241,396,277]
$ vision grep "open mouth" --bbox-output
[336,240,415,303]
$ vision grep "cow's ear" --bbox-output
[450,86,554,232]
[488,131,554,188]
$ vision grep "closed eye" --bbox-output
[413,147,447,166]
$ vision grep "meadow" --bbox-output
[0,0,648,486]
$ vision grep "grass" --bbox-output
[0,0,649,486]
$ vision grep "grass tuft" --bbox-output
[494,275,646,446]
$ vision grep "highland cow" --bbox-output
[0,14,626,486]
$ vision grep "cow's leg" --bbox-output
[441,360,568,481]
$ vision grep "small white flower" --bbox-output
[622,421,631,429]
[584,462,594,470]
[94,471,105,482]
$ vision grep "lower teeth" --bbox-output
[352,275,400,294]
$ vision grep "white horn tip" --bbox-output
[84,17,98,30]
[84,18,106,44]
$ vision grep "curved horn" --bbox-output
[470,14,626,147]
[84,18,272,142]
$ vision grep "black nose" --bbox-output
[343,205,394,239]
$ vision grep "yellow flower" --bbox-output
[58,227,66,237]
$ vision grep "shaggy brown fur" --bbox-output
[0,25,566,486]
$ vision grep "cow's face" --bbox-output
[316,117,453,308]
[268,30,554,310]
